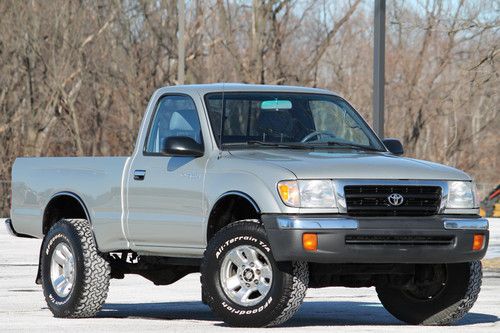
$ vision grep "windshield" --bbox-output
[204,92,385,151]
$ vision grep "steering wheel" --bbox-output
[300,130,336,143]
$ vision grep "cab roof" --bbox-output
[155,83,339,97]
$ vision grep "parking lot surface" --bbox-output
[1,218,499,332]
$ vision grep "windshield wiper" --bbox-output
[223,140,383,151]
[320,141,384,152]
[223,141,313,150]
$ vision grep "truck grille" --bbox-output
[344,185,442,217]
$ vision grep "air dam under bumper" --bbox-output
[261,215,489,264]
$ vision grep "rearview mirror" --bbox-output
[163,136,204,157]
[260,100,292,110]
[382,138,404,155]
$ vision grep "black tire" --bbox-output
[201,220,308,327]
[41,219,111,318]
[376,261,482,325]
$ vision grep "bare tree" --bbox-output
[0,0,498,215]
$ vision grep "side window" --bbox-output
[145,95,202,154]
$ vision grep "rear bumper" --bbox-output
[262,215,489,264]
[4,219,35,238]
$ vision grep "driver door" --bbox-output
[126,94,206,251]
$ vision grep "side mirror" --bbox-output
[382,138,404,155]
[163,136,204,157]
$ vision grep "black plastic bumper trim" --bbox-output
[262,214,488,264]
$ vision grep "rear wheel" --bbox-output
[376,261,482,325]
[201,220,308,327]
[41,219,110,318]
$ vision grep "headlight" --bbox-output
[278,180,336,208]
[447,181,477,209]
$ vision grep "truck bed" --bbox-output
[11,156,130,251]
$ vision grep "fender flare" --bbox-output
[213,191,261,213]
[43,191,92,231]
[206,191,262,241]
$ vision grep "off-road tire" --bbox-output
[201,220,308,327]
[41,219,111,318]
[376,261,482,325]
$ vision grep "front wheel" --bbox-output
[376,261,482,325]
[201,220,308,327]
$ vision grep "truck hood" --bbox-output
[227,149,470,181]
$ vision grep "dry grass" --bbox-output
[482,258,500,271]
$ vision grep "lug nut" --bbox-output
[246,283,250,287]
[256,269,261,275]
[254,280,259,284]
[250,262,255,267]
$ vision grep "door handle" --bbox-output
[133,170,146,181]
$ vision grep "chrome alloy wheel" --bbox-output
[220,245,273,307]
[50,242,76,298]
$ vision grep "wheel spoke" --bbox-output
[61,244,73,262]
[226,249,247,267]
[63,281,73,295]
[225,275,241,291]
[57,279,69,294]
[53,249,66,266]
[235,286,254,304]
[244,247,260,265]
[257,281,271,296]
[53,275,66,289]
[260,265,273,280]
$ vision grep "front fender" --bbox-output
[204,156,300,216]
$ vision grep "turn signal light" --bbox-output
[277,180,300,207]
[303,233,318,251]
[472,234,485,251]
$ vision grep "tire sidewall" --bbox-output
[41,221,85,316]
[203,224,289,324]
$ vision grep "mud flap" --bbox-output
[35,241,43,285]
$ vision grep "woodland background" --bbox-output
[0,0,498,215]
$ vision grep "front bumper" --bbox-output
[262,215,489,264]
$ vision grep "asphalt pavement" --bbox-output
[1,218,499,332]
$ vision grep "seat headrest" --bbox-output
[169,109,199,131]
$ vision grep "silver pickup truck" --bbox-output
[7,84,489,327]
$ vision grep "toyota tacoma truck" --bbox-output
[7,84,489,327]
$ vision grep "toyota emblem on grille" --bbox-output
[387,193,404,206]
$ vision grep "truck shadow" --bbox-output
[282,301,498,327]
[98,301,498,327]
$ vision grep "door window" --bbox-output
[145,95,202,154]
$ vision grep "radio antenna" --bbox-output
[218,82,226,159]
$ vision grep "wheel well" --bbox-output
[207,194,260,241]
[42,194,88,234]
